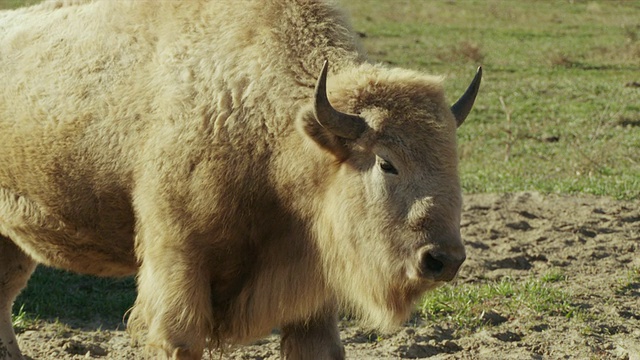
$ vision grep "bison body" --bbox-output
[0,0,479,359]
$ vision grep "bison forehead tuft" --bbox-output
[327,70,458,165]
[326,65,448,122]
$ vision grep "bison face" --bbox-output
[296,62,480,329]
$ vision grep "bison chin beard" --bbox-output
[314,203,442,331]
[327,257,440,332]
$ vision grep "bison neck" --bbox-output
[220,226,332,343]
[136,0,365,337]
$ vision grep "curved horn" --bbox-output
[314,60,366,139]
[451,66,482,127]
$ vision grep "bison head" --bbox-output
[296,61,480,329]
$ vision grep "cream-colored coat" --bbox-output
[0,1,469,359]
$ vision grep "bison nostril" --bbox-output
[422,253,444,274]
[418,251,465,282]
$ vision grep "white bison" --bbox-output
[0,0,481,359]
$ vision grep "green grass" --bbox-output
[615,267,640,296]
[419,271,577,331]
[10,304,37,332]
[13,267,136,330]
[343,0,640,200]
[420,268,640,337]
[0,0,39,9]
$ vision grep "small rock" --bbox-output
[493,331,522,342]
[87,344,108,356]
[621,215,640,223]
[518,210,539,219]
[619,310,640,320]
[489,256,532,270]
[550,260,570,267]
[590,251,610,260]
[506,221,532,231]
[443,340,462,352]
[62,340,108,357]
[530,324,550,332]
[529,254,548,262]
[399,343,439,358]
[480,310,508,326]
[578,227,597,238]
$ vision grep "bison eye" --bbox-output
[379,159,398,175]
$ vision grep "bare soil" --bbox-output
[15,192,640,359]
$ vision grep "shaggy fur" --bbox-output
[0,0,469,359]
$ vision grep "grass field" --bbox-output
[2,0,639,347]
[342,0,639,200]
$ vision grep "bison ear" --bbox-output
[297,104,350,161]
[313,61,367,139]
[296,61,367,160]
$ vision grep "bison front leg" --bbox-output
[127,226,214,360]
[0,236,36,360]
[281,310,344,360]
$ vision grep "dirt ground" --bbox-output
[15,192,640,359]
